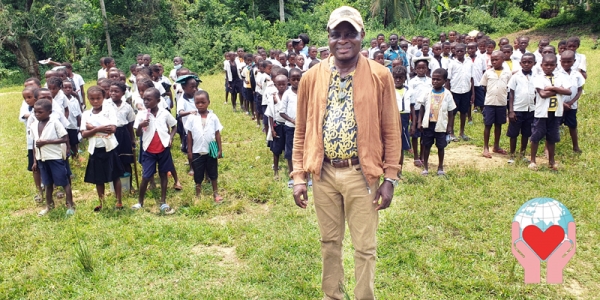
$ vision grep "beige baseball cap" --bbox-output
[327,6,364,33]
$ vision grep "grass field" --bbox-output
[1,34,599,299]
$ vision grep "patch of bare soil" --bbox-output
[402,144,550,173]
[191,244,239,267]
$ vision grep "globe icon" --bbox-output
[513,197,575,243]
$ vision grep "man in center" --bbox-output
[292,6,401,300]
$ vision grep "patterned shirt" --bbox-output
[322,58,359,160]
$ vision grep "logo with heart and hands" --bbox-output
[511,198,576,284]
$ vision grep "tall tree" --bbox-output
[98,0,112,56]
[0,0,40,77]
[279,0,285,22]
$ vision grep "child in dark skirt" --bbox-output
[109,81,136,182]
[186,91,223,202]
[80,86,124,210]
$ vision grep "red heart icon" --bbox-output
[522,225,565,260]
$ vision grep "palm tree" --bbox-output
[370,0,419,27]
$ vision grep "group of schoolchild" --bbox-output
[222,34,329,187]
[20,54,224,217]
[366,31,586,176]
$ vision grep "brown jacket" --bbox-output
[291,55,401,186]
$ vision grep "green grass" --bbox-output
[1,36,599,299]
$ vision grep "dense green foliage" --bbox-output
[0,0,597,85]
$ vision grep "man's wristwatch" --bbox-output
[384,178,398,187]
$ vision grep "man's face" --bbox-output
[328,22,363,62]
[377,35,384,46]
[389,35,398,48]
[237,49,245,58]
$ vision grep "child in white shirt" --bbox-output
[186,91,223,202]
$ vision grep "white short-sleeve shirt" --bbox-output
[470,55,488,87]
[184,112,223,155]
[447,58,474,94]
[177,95,197,131]
[279,89,298,127]
[133,108,177,151]
[30,118,68,161]
[115,101,135,127]
[417,88,457,132]
[408,76,433,110]
[507,71,536,112]
[573,52,587,73]
[533,73,572,118]
[559,69,585,110]
[72,73,85,100]
[80,106,119,154]
[67,98,82,130]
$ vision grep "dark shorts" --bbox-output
[67,129,79,148]
[530,113,561,144]
[228,79,243,95]
[506,111,534,138]
[38,159,69,187]
[254,94,263,114]
[141,148,174,179]
[270,123,285,156]
[474,86,485,107]
[27,149,34,171]
[483,105,507,126]
[410,109,421,138]
[400,114,411,151]
[562,109,577,128]
[284,125,295,160]
[421,124,448,149]
[225,78,231,93]
[243,87,253,103]
[452,91,472,114]
[191,153,218,184]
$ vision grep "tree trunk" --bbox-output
[279,0,285,22]
[3,36,39,78]
[99,0,112,56]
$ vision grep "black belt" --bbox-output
[324,157,359,168]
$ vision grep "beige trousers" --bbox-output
[313,163,380,300]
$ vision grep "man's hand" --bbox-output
[373,181,393,210]
[293,184,308,209]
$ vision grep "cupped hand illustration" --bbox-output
[511,221,540,283]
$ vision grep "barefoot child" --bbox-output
[559,50,585,153]
[186,91,223,202]
[418,68,456,176]
[507,53,536,163]
[529,54,572,170]
[446,43,473,141]
[393,66,411,176]
[480,50,512,158]
[133,88,177,213]
[81,86,124,210]
[31,99,75,216]
[109,81,136,185]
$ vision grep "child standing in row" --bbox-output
[265,74,288,181]
[109,81,136,183]
[22,87,45,203]
[279,68,301,187]
[559,50,585,153]
[480,50,512,158]
[507,53,536,163]
[417,68,456,176]
[392,66,411,176]
[176,75,201,174]
[31,99,75,216]
[63,80,82,160]
[81,86,124,211]
[409,59,432,167]
[446,43,473,141]
[186,91,223,202]
[529,54,572,170]
[133,88,177,214]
